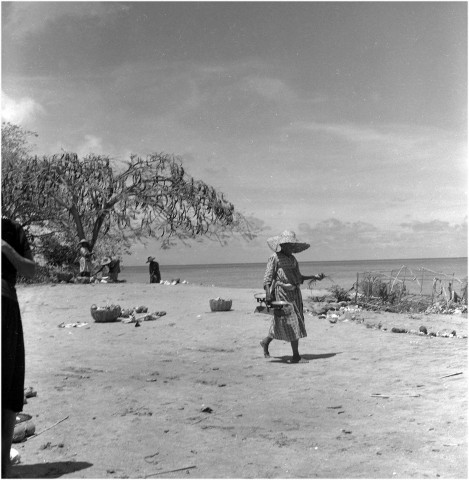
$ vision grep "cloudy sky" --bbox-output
[2,1,467,265]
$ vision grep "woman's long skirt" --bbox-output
[2,296,25,412]
[269,285,307,342]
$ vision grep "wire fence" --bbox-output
[352,266,467,306]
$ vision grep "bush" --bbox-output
[328,284,351,302]
[359,274,389,299]
[40,236,77,267]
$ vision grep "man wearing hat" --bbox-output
[94,257,121,282]
[260,230,325,363]
[147,256,161,284]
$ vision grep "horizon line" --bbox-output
[122,255,468,268]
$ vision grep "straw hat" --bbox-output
[101,257,112,266]
[146,256,155,263]
[267,230,310,254]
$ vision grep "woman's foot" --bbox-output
[260,340,270,358]
[290,355,308,364]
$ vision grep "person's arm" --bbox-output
[93,265,104,276]
[2,239,36,278]
[301,273,325,282]
[263,256,276,304]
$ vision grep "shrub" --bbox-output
[328,284,351,302]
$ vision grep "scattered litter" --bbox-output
[28,415,69,439]
[371,393,421,398]
[121,311,166,324]
[10,448,20,465]
[439,372,463,379]
[341,429,352,434]
[24,386,37,398]
[144,451,160,464]
[144,465,196,478]
[58,322,89,328]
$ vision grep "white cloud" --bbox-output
[240,76,297,102]
[4,2,130,40]
[297,218,468,259]
[77,135,105,158]
[1,91,45,124]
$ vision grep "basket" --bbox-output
[13,414,35,443]
[209,298,232,312]
[90,305,122,323]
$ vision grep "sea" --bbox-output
[121,257,467,295]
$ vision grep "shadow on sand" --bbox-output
[11,461,92,478]
[270,352,339,363]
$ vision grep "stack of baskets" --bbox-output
[209,298,232,312]
[90,304,122,323]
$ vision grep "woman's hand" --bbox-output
[264,284,272,305]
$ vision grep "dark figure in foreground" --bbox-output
[94,257,121,282]
[147,256,161,284]
[260,230,324,363]
[2,216,36,477]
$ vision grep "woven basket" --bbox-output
[90,305,121,323]
[209,298,232,312]
[13,414,35,443]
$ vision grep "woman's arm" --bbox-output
[301,273,325,282]
[263,255,276,303]
[2,239,36,278]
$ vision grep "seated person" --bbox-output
[94,257,120,282]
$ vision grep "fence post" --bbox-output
[355,273,359,303]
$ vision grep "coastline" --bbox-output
[12,282,468,478]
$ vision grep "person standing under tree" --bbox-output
[260,230,325,364]
[78,239,93,277]
[147,256,161,284]
[2,216,36,477]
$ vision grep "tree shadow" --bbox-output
[12,461,93,478]
[270,352,340,363]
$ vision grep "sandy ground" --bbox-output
[9,282,468,479]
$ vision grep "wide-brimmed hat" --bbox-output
[78,238,89,246]
[146,256,155,263]
[101,257,112,266]
[267,230,310,254]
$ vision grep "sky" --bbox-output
[1,1,467,265]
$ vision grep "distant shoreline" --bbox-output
[123,256,468,268]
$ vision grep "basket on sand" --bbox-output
[90,304,122,323]
[13,413,35,443]
[209,298,232,312]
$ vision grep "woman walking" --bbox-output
[260,230,324,363]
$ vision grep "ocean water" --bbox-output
[121,257,467,294]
